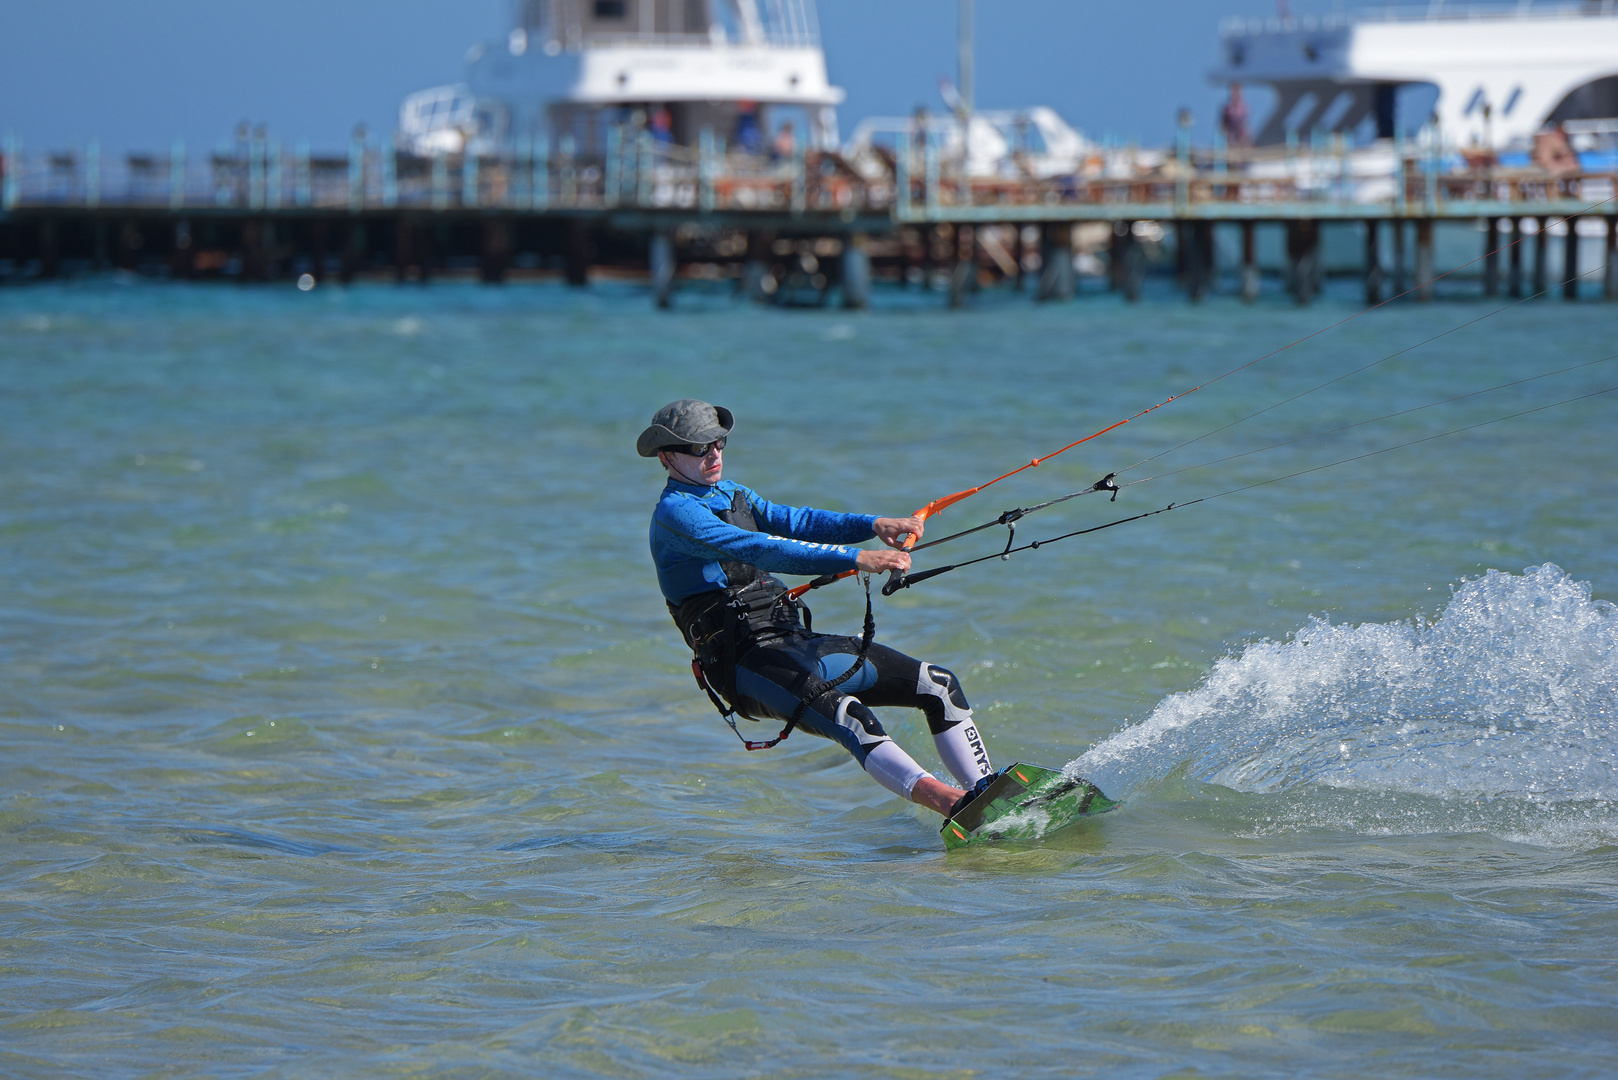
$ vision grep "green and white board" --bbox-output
[941,762,1117,849]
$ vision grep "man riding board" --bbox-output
[641,398,997,819]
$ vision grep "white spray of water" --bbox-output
[1068,565,1618,844]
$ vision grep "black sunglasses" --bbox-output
[660,435,727,458]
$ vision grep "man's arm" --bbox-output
[655,494,864,578]
[742,488,924,572]
[744,487,879,547]
[744,489,925,551]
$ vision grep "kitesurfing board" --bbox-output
[941,762,1116,850]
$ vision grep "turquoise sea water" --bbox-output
[2,278,1616,1078]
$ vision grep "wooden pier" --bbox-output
[2,131,1615,307]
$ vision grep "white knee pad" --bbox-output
[836,695,892,752]
[919,664,993,787]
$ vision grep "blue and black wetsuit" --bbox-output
[652,477,994,800]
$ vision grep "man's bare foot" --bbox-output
[911,775,966,818]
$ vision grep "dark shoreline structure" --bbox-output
[1,135,1613,308]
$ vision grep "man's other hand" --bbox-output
[856,548,911,574]
[872,516,925,550]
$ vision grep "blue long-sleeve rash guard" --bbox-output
[651,478,878,606]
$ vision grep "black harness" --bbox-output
[667,489,876,751]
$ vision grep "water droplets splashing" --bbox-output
[1070,565,1618,846]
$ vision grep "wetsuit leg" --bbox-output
[728,634,993,795]
[730,634,930,799]
[852,643,994,789]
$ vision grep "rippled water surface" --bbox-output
[3,279,1616,1078]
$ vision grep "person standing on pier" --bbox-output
[772,120,797,162]
[734,102,765,156]
[650,106,675,146]
[640,399,998,818]
[1221,83,1252,150]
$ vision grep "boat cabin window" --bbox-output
[1548,75,1618,125]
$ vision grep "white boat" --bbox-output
[1209,0,1618,156]
[843,106,1101,181]
[399,0,844,156]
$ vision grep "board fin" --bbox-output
[940,762,1116,849]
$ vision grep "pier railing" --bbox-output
[0,134,893,218]
[885,133,1616,222]
[1,132,1609,223]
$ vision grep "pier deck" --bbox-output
[3,133,1614,306]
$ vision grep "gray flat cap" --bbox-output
[636,399,734,458]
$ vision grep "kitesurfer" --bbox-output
[641,398,996,818]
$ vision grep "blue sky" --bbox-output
[1,1,1378,154]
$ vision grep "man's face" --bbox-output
[660,444,723,486]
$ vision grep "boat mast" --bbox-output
[958,0,974,120]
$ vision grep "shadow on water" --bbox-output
[175,826,358,856]
[498,829,677,855]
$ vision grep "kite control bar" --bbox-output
[882,500,1190,594]
[787,473,1123,601]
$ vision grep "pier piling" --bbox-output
[480,219,511,284]
[1364,219,1382,304]
[241,220,266,281]
[842,233,871,309]
[1532,218,1549,296]
[394,219,429,282]
[1175,222,1189,294]
[310,220,329,281]
[1240,221,1259,303]
[741,230,772,300]
[1037,223,1074,301]
[39,220,58,278]
[1606,217,1618,301]
[114,219,139,271]
[650,229,675,309]
[1415,219,1434,301]
[1508,217,1523,298]
[1287,220,1320,304]
[92,219,108,271]
[1181,221,1213,302]
[170,219,191,279]
[948,225,974,309]
[1483,217,1499,298]
[1108,223,1127,294]
[1110,223,1143,302]
[1563,217,1580,300]
[421,222,439,283]
[342,222,365,283]
[1392,220,1407,297]
[565,222,591,287]
[393,219,410,281]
